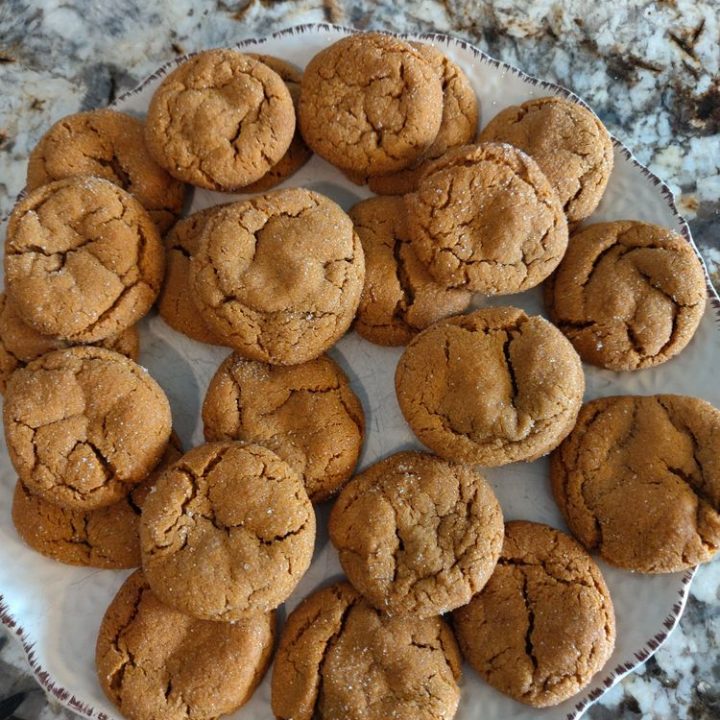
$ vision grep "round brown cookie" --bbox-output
[144,49,295,191]
[271,582,462,720]
[329,452,503,617]
[395,307,585,466]
[240,54,312,192]
[478,96,614,223]
[545,220,707,371]
[3,346,172,510]
[0,292,140,394]
[202,353,364,503]
[4,176,165,342]
[405,143,568,293]
[140,442,315,620]
[190,189,365,365]
[157,207,226,345]
[12,433,182,568]
[368,42,479,195]
[551,394,720,573]
[96,570,274,720]
[26,109,185,232]
[299,33,444,177]
[349,196,472,346]
[452,521,615,708]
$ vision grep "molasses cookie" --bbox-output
[140,442,315,620]
[271,582,462,720]
[0,292,139,394]
[349,196,472,346]
[96,570,274,720]
[4,176,165,342]
[479,96,614,223]
[190,189,365,365]
[545,221,706,371]
[299,33,443,176]
[405,143,568,293]
[453,521,615,708]
[395,307,584,466]
[157,207,226,345]
[12,433,182,568]
[329,451,503,617]
[3,346,172,510]
[145,49,295,191]
[26,109,185,232]
[551,395,720,573]
[202,353,364,503]
[241,54,312,192]
[368,42,479,195]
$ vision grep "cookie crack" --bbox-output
[107,585,148,700]
[519,571,538,686]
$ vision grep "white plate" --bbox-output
[1,23,719,720]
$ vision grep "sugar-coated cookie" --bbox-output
[299,33,443,176]
[3,347,172,510]
[145,49,295,191]
[405,143,568,293]
[545,220,706,371]
[551,395,720,573]
[190,189,364,365]
[330,451,503,617]
[140,442,315,620]
[5,176,164,342]
[453,521,615,707]
[96,570,274,720]
[272,582,462,720]
[395,307,584,465]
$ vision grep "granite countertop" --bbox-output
[0,1,718,719]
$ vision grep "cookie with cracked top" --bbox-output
[545,220,706,371]
[299,33,444,176]
[452,521,616,708]
[368,42,479,195]
[0,292,140,394]
[405,142,567,294]
[551,394,720,573]
[140,441,315,620]
[190,188,365,365]
[3,346,172,510]
[157,206,227,345]
[4,176,165,343]
[202,352,364,503]
[26,108,186,232]
[395,307,585,466]
[478,96,613,223]
[96,569,274,720]
[145,49,295,191]
[12,433,182,568]
[349,196,472,346]
[271,581,462,720]
[329,451,503,618]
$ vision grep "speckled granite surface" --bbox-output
[0,1,718,719]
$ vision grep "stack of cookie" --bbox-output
[2,29,719,720]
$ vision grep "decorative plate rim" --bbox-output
[0,22,714,720]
